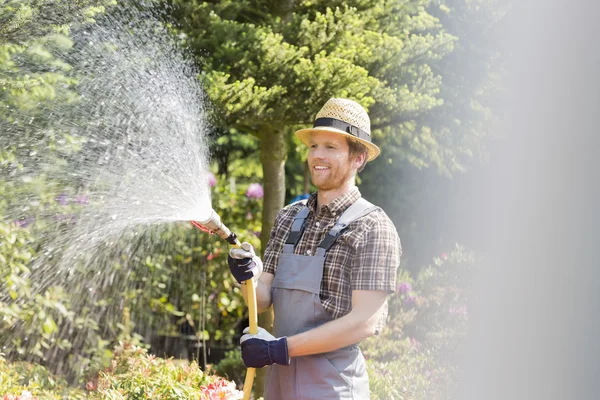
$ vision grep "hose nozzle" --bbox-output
[191,209,240,246]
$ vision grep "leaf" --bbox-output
[42,316,58,335]
[54,301,69,316]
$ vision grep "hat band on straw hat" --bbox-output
[313,118,371,142]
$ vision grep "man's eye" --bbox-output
[310,144,317,148]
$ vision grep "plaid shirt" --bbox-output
[263,187,401,334]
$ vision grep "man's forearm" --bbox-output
[286,290,388,358]
[286,310,377,357]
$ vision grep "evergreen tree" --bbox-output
[166,0,458,248]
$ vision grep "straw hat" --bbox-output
[295,98,380,161]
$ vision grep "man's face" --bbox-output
[307,131,363,191]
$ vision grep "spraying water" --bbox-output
[0,2,215,378]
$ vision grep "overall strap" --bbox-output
[283,204,310,253]
[316,198,379,255]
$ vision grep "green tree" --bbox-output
[166,0,458,247]
[360,0,503,268]
[0,0,117,212]
[0,0,122,383]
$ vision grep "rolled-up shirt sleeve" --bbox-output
[350,211,401,293]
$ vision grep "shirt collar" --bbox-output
[306,187,362,217]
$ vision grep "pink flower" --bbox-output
[396,282,412,294]
[440,252,448,260]
[55,193,69,205]
[17,391,35,400]
[75,195,89,206]
[200,378,242,399]
[410,337,421,351]
[14,217,35,228]
[245,183,264,199]
[404,295,415,306]
[86,380,98,391]
[449,305,468,317]
[207,172,217,187]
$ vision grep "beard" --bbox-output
[310,159,356,191]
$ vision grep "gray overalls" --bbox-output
[265,198,379,400]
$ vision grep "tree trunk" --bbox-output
[256,128,286,398]
[259,129,287,252]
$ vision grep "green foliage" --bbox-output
[362,245,478,399]
[0,174,132,382]
[212,349,246,389]
[0,353,87,399]
[412,245,475,353]
[123,179,263,347]
[168,0,464,169]
[359,0,503,267]
[165,0,502,272]
[0,0,117,178]
[0,221,85,359]
[0,343,242,399]
[163,1,449,262]
[88,343,242,400]
[0,0,116,43]
[368,343,447,400]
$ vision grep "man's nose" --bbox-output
[311,147,326,159]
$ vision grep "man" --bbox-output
[228,98,401,399]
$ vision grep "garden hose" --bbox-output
[242,279,258,400]
[191,210,258,399]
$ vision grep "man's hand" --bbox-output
[240,327,290,368]
[228,242,263,284]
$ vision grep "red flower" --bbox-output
[86,380,98,391]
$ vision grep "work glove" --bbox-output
[228,242,263,284]
[240,327,290,368]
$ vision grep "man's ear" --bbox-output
[353,151,367,169]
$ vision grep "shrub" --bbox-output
[0,175,263,381]
[87,342,242,400]
[125,179,263,347]
[363,245,478,399]
[367,343,447,400]
[212,349,246,388]
[0,353,87,399]
[0,343,243,400]
[0,219,111,383]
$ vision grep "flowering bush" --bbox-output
[212,349,246,388]
[0,353,86,399]
[0,168,264,384]
[125,176,263,347]
[0,343,242,400]
[207,172,217,187]
[87,342,242,399]
[245,183,263,199]
[362,245,478,399]
[0,216,126,384]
